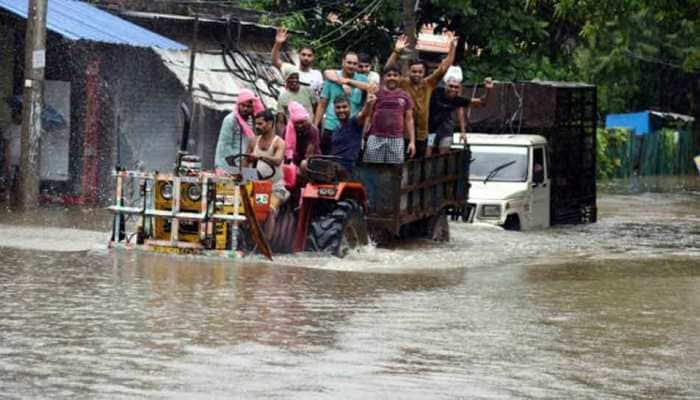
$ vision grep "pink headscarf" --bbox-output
[236,89,265,138]
[284,101,310,160]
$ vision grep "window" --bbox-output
[533,147,545,184]
[469,145,529,182]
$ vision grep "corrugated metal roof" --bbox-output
[154,48,281,111]
[0,0,186,50]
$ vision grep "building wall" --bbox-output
[92,44,186,204]
[105,47,184,172]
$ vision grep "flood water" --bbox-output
[1,177,699,399]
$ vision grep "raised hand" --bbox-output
[275,27,288,44]
[395,34,409,53]
[444,31,458,48]
[484,77,494,89]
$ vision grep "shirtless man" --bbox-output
[247,109,288,211]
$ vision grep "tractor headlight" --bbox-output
[481,204,501,218]
[318,187,337,197]
[160,182,173,200]
[187,184,202,201]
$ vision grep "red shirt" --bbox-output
[369,88,413,138]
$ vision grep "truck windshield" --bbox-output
[469,145,528,182]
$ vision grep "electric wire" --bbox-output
[314,0,383,45]
[315,0,384,49]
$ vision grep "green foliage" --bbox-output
[597,128,632,180]
[239,0,699,133]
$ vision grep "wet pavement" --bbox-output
[0,177,698,399]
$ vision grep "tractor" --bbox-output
[108,105,470,259]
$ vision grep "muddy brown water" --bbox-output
[1,177,698,399]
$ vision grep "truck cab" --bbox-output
[453,134,550,230]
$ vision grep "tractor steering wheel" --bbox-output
[224,153,276,181]
[307,155,343,162]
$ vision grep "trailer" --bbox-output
[354,149,470,242]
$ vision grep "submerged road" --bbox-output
[0,177,698,399]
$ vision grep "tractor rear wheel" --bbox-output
[308,199,368,257]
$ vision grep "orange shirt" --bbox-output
[398,67,446,141]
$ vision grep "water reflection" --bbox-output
[1,177,699,398]
[113,252,466,350]
[520,258,700,398]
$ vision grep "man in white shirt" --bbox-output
[271,27,324,99]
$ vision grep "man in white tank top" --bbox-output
[247,109,289,212]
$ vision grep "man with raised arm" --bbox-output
[428,67,494,155]
[363,64,415,164]
[330,92,376,174]
[272,27,324,99]
[386,32,459,157]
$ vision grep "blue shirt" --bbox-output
[321,71,367,131]
[331,116,363,172]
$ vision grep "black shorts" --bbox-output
[405,139,427,158]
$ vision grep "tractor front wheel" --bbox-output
[308,199,368,257]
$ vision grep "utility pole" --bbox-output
[402,0,418,48]
[18,0,48,209]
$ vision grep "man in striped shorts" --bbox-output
[363,64,415,163]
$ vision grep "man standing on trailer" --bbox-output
[272,27,324,99]
[315,52,370,154]
[428,67,494,155]
[387,32,458,157]
[363,64,415,164]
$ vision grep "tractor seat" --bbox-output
[305,157,346,184]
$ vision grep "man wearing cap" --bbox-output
[215,89,264,173]
[427,69,494,155]
[277,64,316,120]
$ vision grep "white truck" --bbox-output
[452,133,551,230]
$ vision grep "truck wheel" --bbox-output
[308,199,368,257]
[428,211,450,242]
[504,214,521,231]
